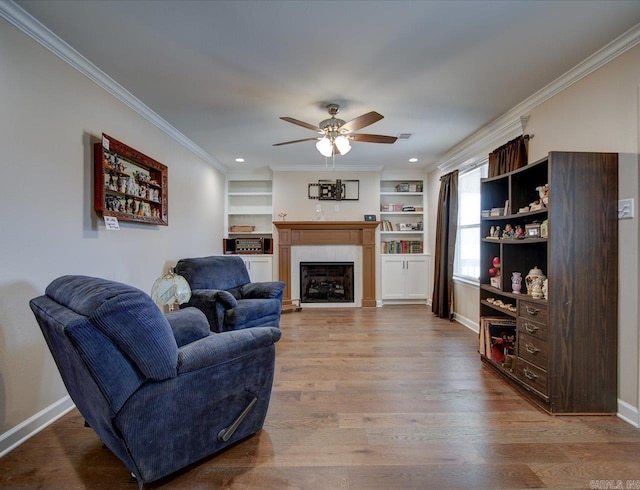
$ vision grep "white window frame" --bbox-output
[453,163,488,284]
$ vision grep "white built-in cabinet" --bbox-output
[381,255,429,302]
[241,255,273,282]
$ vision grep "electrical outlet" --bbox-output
[618,198,635,219]
[316,204,322,212]
[334,204,340,212]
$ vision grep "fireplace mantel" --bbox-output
[273,221,380,307]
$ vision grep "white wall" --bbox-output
[272,170,381,222]
[272,170,382,295]
[0,19,226,451]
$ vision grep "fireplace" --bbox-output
[273,221,380,307]
[300,262,354,303]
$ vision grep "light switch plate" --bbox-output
[618,198,634,219]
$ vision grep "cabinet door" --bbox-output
[243,256,273,282]
[381,256,406,299]
[404,256,428,299]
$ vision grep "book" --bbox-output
[479,316,516,361]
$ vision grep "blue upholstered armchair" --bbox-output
[175,255,285,333]
[29,275,281,487]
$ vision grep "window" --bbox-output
[454,164,487,281]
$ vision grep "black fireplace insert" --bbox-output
[300,261,354,303]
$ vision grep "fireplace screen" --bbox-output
[300,262,354,303]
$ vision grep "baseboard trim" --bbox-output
[0,396,75,457]
[453,312,478,334]
[616,398,639,428]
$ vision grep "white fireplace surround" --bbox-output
[291,245,362,307]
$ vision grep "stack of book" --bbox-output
[479,316,516,366]
[381,240,423,254]
[381,219,395,231]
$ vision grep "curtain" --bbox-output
[488,135,528,177]
[431,170,458,319]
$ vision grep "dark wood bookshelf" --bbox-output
[479,152,618,414]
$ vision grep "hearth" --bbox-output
[300,262,354,303]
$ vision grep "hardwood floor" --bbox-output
[2,305,640,488]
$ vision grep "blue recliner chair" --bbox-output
[175,255,285,332]
[29,275,281,487]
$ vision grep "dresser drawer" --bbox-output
[517,317,548,341]
[518,300,548,323]
[518,332,548,368]
[515,358,548,396]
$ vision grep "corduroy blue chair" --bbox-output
[29,275,281,487]
[175,255,285,333]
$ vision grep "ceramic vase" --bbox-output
[511,272,522,294]
[525,266,546,297]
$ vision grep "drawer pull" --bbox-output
[524,322,539,333]
[525,306,540,316]
[525,343,540,355]
[523,367,538,380]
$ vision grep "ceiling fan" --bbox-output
[273,103,397,157]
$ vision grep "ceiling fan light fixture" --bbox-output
[316,137,333,157]
[277,103,396,160]
[334,135,351,155]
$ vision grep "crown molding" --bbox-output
[435,22,640,174]
[0,1,227,173]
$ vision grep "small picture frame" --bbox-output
[364,214,376,221]
[525,223,541,237]
[396,183,410,192]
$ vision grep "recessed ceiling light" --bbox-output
[409,158,418,163]
[235,158,245,163]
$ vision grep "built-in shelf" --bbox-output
[226,178,273,238]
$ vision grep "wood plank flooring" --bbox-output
[2,305,640,488]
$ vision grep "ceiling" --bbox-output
[13,0,640,172]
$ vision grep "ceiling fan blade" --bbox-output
[280,117,322,132]
[340,111,384,133]
[351,133,397,144]
[272,137,319,146]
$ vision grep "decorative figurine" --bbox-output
[536,184,549,207]
[529,200,543,211]
[127,176,137,196]
[502,224,514,238]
